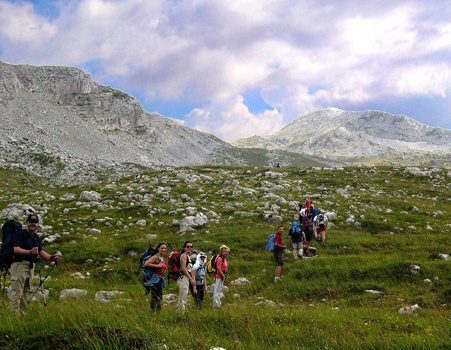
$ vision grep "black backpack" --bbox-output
[0,220,23,271]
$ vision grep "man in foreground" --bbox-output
[10,214,61,315]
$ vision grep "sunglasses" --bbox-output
[185,245,193,248]
[28,219,39,224]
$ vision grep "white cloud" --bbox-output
[389,64,450,97]
[0,0,450,140]
[186,95,283,141]
[0,1,57,42]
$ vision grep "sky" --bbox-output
[0,0,450,141]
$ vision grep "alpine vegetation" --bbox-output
[0,165,450,349]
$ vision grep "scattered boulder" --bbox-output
[398,304,420,314]
[231,277,251,285]
[60,288,88,300]
[79,191,102,201]
[95,290,125,302]
[179,213,208,232]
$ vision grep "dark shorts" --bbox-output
[304,226,313,242]
[273,249,284,266]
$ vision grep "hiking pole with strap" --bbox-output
[28,251,62,306]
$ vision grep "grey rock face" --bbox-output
[232,108,451,161]
[0,61,234,183]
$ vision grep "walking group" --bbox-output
[1,197,326,314]
[142,241,230,312]
[272,198,329,283]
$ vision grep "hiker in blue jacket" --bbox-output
[144,242,168,312]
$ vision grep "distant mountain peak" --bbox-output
[232,109,451,163]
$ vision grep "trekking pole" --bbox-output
[28,260,58,306]
[29,262,56,306]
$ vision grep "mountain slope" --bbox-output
[0,61,331,183]
[232,108,451,164]
[0,61,228,170]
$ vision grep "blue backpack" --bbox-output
[311,207,319,218]
[137,246,158,294]
[290,221,302,239]
[266,234,275,251]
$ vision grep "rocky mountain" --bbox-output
[0,61,232,180]
[231,108,451,165]
[0,61,329,184]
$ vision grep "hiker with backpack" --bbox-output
[273,226,286,283]
[299,204,308,223]
[191,252,208,308]
[10,214,61,315]
[314,211,329,243]
[143,241,168,312]
[288,221,305,260]
[212,245,230,308]
[301,210,314,256]
[176,241,196,313]
[0,210,23,271]
[310,205,319,240]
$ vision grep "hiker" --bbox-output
[191,252,207,308]
[301,211,313,256]
[273,226,286,283]
[310,205,319,240]
[144,241,168,311]
[299,204,308,222]
[10,214,61,315]
[305,198,312,211]
[288,221,305,260]
[213,245,230,308]
[310,205,319,222]
[314,211,329,243]
[176,241,195,313]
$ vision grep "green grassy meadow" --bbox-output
[0,165,450,349]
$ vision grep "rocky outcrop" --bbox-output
[232,108,451,164]
[0,61,238,183]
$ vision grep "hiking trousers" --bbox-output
[194,284,205,308]
[176,275,190,312]
[150,280,163,312]
[292,242,303,260]
[213,278,224,308]
[10,261,34,314]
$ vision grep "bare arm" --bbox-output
[144,255,161,268]
[14,246,38,256]
[191,269,198,294]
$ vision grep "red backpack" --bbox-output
[167,251,182,281]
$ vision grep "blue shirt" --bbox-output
[194,266,206,286]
